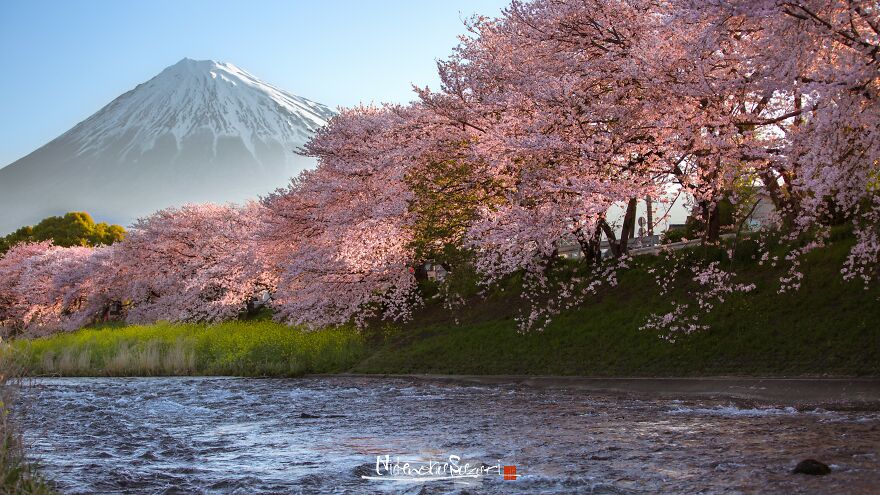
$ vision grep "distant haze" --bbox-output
[0,58,334,234]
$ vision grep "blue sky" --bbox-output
[0,0,509,166]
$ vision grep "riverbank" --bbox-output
[6,235,880,378]
[354,232,880,377]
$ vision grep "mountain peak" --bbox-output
[0,59,336,234]
[166,57,233,74]
[175,56,210,65]
[174,56,208,65]
[61,58,335,156]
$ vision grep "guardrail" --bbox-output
[628,233,737,256]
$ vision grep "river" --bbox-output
[18,377,880,494]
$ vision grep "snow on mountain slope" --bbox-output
[0,58,335,234]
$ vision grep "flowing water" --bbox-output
[18,377,880,494]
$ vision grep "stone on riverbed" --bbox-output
[792,459,831,475]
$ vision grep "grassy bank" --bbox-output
[7,234,880,377]
[355,233,880,376]
[8,322,366,377]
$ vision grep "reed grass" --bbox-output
[0,343,57,494]
[10,321,366,377]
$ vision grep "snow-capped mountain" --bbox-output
[0,58,335,234]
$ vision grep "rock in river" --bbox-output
[792,459,831,475]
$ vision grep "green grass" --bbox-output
[355,234,880,376]
[7,232,880,377]
[8,322,366,377]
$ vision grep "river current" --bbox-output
[18,377,880,494]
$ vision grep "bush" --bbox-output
[0,212,125,254]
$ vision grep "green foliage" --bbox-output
[405,158,502,267]
[662,226,691,244]
[441,262,483,299]
[717,197,736,227]
[0,212,125,254]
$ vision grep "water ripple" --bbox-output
[16,377,880,494]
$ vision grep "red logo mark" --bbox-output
[503,465,518,480]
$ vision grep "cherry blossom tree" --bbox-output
[0,241,56,336]
[112,203,272,324]
[416,0,678,279]
[641,0,880,335]
[0,242,116,336]
[267,106,422,328]
[403,0,688,329]
[17,245,105,335]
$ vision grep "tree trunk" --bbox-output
[701,200,721,244]
[575,222,602,264]
[645,196,653,236]
[619,198,638,252]
[544,247,559,272]
[599,218,622,258]
[412,263,429,282]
